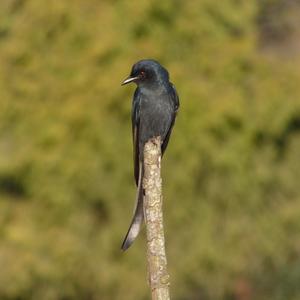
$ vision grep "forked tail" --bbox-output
[121,162,144,251]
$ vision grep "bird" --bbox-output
[121,59,179,251]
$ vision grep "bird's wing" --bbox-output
[132,88,141,186]
[121,88,144,251]
[161,83,180,155]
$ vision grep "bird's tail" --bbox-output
[121,161,144,251]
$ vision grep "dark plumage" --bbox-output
[121,59,179,250]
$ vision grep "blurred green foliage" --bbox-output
[0,0,300,299]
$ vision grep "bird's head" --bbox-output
[122,59,169,88]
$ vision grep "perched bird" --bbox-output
[121,59,179,250]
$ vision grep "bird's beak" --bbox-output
[121,76,139,86]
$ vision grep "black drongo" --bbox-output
[121,59,179,250]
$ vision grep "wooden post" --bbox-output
[143,137,170,300]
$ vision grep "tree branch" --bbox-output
[143,137,170,300]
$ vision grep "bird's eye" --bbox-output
[140,71,146,78]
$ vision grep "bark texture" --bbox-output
[143,137,170,300]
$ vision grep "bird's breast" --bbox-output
[139,94,173,144]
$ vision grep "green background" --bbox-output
[0,0,300,299]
